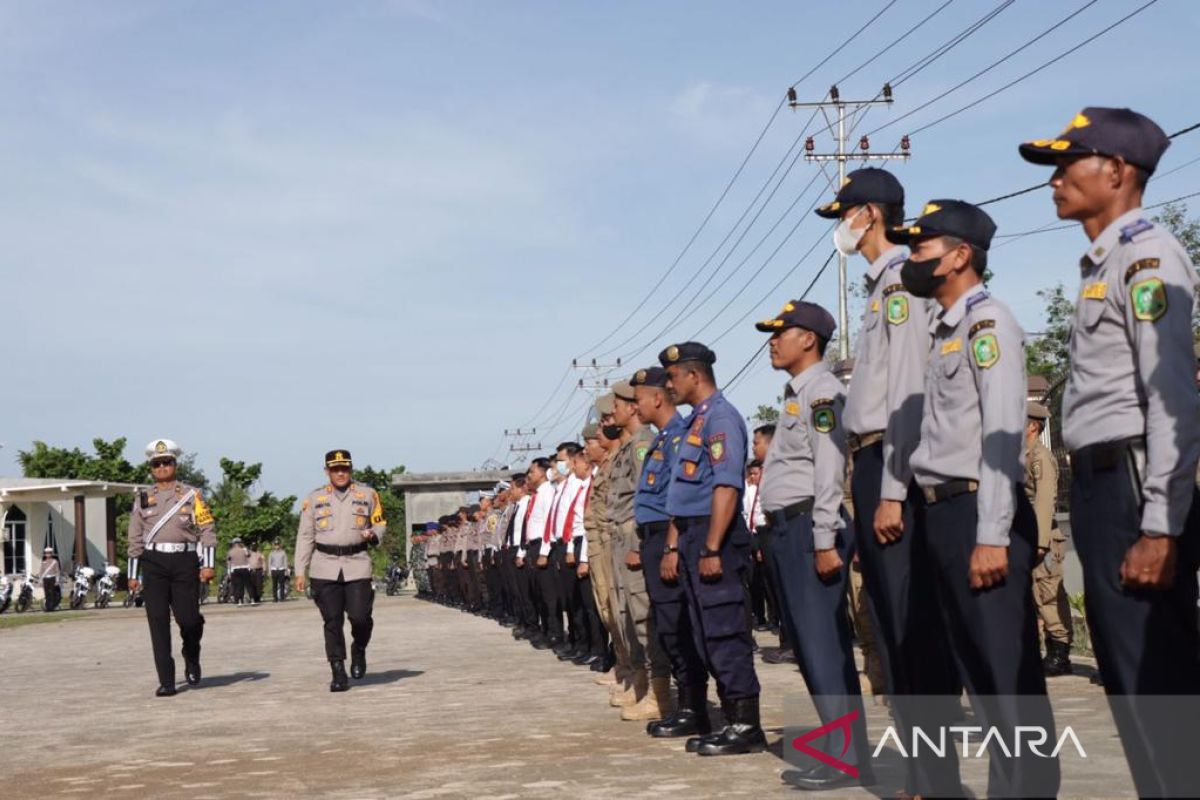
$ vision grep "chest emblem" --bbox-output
[940,338,962,355]
[785,401,800,416]
[886,295,909,325]
[1082,282,1107,301]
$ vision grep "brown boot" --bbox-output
[611,669,645,708]
[622,676,672,721]
[594,669,619,686]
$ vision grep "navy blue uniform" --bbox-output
[667,391,760,702]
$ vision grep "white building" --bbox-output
[1,478,138,580]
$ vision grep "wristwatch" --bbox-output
[699,547,721,558]
[664,545,678,554]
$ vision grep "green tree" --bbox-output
[1152,202,1200,337]
[208,458,298,564]
[353,465,407,574]
[749,404,779,425]
[1025,282,1075,385]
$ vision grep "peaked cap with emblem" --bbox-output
[612,379,637,402]
[887,199,996,251]
[325,450,353,468]
[815,167,905,219]
[581,422,601,440]
[145,438,181,461]
[658,341,716,368]
[1018,107,1169,174]
[755,299,836,340]
[595,392,616,416]
[630,366,670,388]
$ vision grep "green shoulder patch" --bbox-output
[811,398,837,433]
[1130,277,1167,322]
[886,294,909,325]
[635,445,649,462]
[972,332,1000,369]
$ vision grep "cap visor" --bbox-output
[1018,140,1090,165]
[814,203,841,219]
[754,320,778,332]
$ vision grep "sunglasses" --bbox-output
[151,460,176,468]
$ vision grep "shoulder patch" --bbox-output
[1119,218,1154,244]
[1124,258,1160,283]
[971,332,1000,369]
[193,495,214,526]
[635,445,649,462]
[1130,277,1167,322]
[969,319,996,338]
[708,433,727,464]
[965,291,990,312]
[886,294,909,325]
[811,401,837,433]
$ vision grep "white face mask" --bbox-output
[555,460,570,477]
[832,207,869,256]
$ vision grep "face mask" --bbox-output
[900,254,947,298]
[602,424,621,441]
[555,460,569,477]
[831,208,868,256]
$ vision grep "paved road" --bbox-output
[0,594,1135,798]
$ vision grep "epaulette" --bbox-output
[1119,219,1154,244]
[965,291,990,312]
[969,319,995,337]
[885,254,907,270]
[882,283,905,296]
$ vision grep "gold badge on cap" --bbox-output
[636,369,647,383]
[922,203,942,216]
[783,302,795,312]
[666,345,680,362]
[155,441,167,454]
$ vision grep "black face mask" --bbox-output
[602,424,622,441]
[900,254,947,298]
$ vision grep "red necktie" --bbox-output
[543,487,563,544]
[522,496,536,543]
[562,484,585,543]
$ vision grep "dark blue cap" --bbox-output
[1019,107,1169,174]
[755,300,836,340]
[658,342,716,367]
[886,199,997,251]
[630,366,670,388]
[424,522,438,532]
[815,167,905,219]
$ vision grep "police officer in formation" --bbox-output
[1020,106,1200,797]
[126,438,216,696]
[294,449,387,692]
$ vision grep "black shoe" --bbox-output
[573,653,600,667]
[512,626,528,640]
[555,645,579,661]
[156,685,177,697]
[184,658,202,687]
[697,697,767,756]
[529,636,551,651]
[762,647,797,665]
[685,731,723,753]
[784,763,869,790]
[330,661,350,692]
[351,648,367,680]
[547,636,565,650]
[589,658,608,672]
[651,685,712,738]
[1043,640,1072,677]
[753,622,770,632]
[1090,671,1104,686]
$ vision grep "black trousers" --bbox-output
[758,526,791,647]
[271,569,287,601]
[851,444,962,795]
[310,576,374,662]
[771,509,871,769]
[1071,454,1200,798]
[641,525,707,690]
[921,489,1059,799]
[747,543,768,626]
[41,577,60,611]
[142,550,204,687]
[231,568,248,603]
[551,541,577,642]
[535,545,563,640]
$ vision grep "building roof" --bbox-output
[0,477,140,503]
[392,470,512,491]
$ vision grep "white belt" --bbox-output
[148,542,197,553]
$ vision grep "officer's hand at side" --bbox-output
[576,562,589,579]
[1120,534,1176,590]
[660,552,678,583]
[128,579,140,592]
[814,548,843,582]
[515,557,524,569]
[536,555,548,569]
[565,553,576,566]
[624,551,642,572]
[754,549,763,563]
[968,545,1008,589]
[874,499,905,544]
[699,554,722,582]
[295,575,306,593]
[199,567,215,583]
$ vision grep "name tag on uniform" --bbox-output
[1082,282,1107,300]
[941,338,962,355]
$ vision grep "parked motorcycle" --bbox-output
[69,565,95,610]
[0,574,12,614]
[15,576,35,613]
[385,564,409,596]
[94,565,119,609]
[123,583,143,609]
[217,571,234,604]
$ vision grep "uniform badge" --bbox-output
[682,461,698,477]
[154,440,168,454]
[636,445,649,462]
[811,400,836,433]
[785,401,800,416]
[318,518,330,530]
[647,472,656,486]
[940,338,962,355]
[871,300,880,313]
[355,515,369,527]
[972,333,1000,369]
[666,345,680,362]
[193,496,214,526]
[1125,258,1160,282]
[709,433,727,463]
[1131,277,1167,322]
[886,295,909,325]
[1082,282,1107,301]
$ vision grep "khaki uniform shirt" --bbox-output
[295,482,386,582]
[1024,438,1062,549]
[585,456,615,543]
[248,551,265,570]
[228,544,250,569]
[38,556,60,580]
[127,482,217,576]
[607,426,656,526]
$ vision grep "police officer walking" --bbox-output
[753,301,872,790]
[38,547,61,612]
[659,342,764,757]
[890,201,1059,797]
[294,450,387,692]
[127,439,217,696]
[227,538,251,606]
[1019,107,1200,796]
[1025,402,1072,676]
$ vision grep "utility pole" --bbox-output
[789,83,911,360]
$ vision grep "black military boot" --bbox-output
[330,660,350,692]
[649,684,712,738]
[155,684,177,697]
[686,698,730,752]
[1043,639,1072,677]
[350,647,367,680]
[697,696,768,756]
[184,657,202,687]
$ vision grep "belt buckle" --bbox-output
[922,486,937,504]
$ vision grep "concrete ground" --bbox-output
[0,594,1136,798]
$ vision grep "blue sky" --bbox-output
[4,0,1198,495]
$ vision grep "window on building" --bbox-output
[3,505,28,576]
